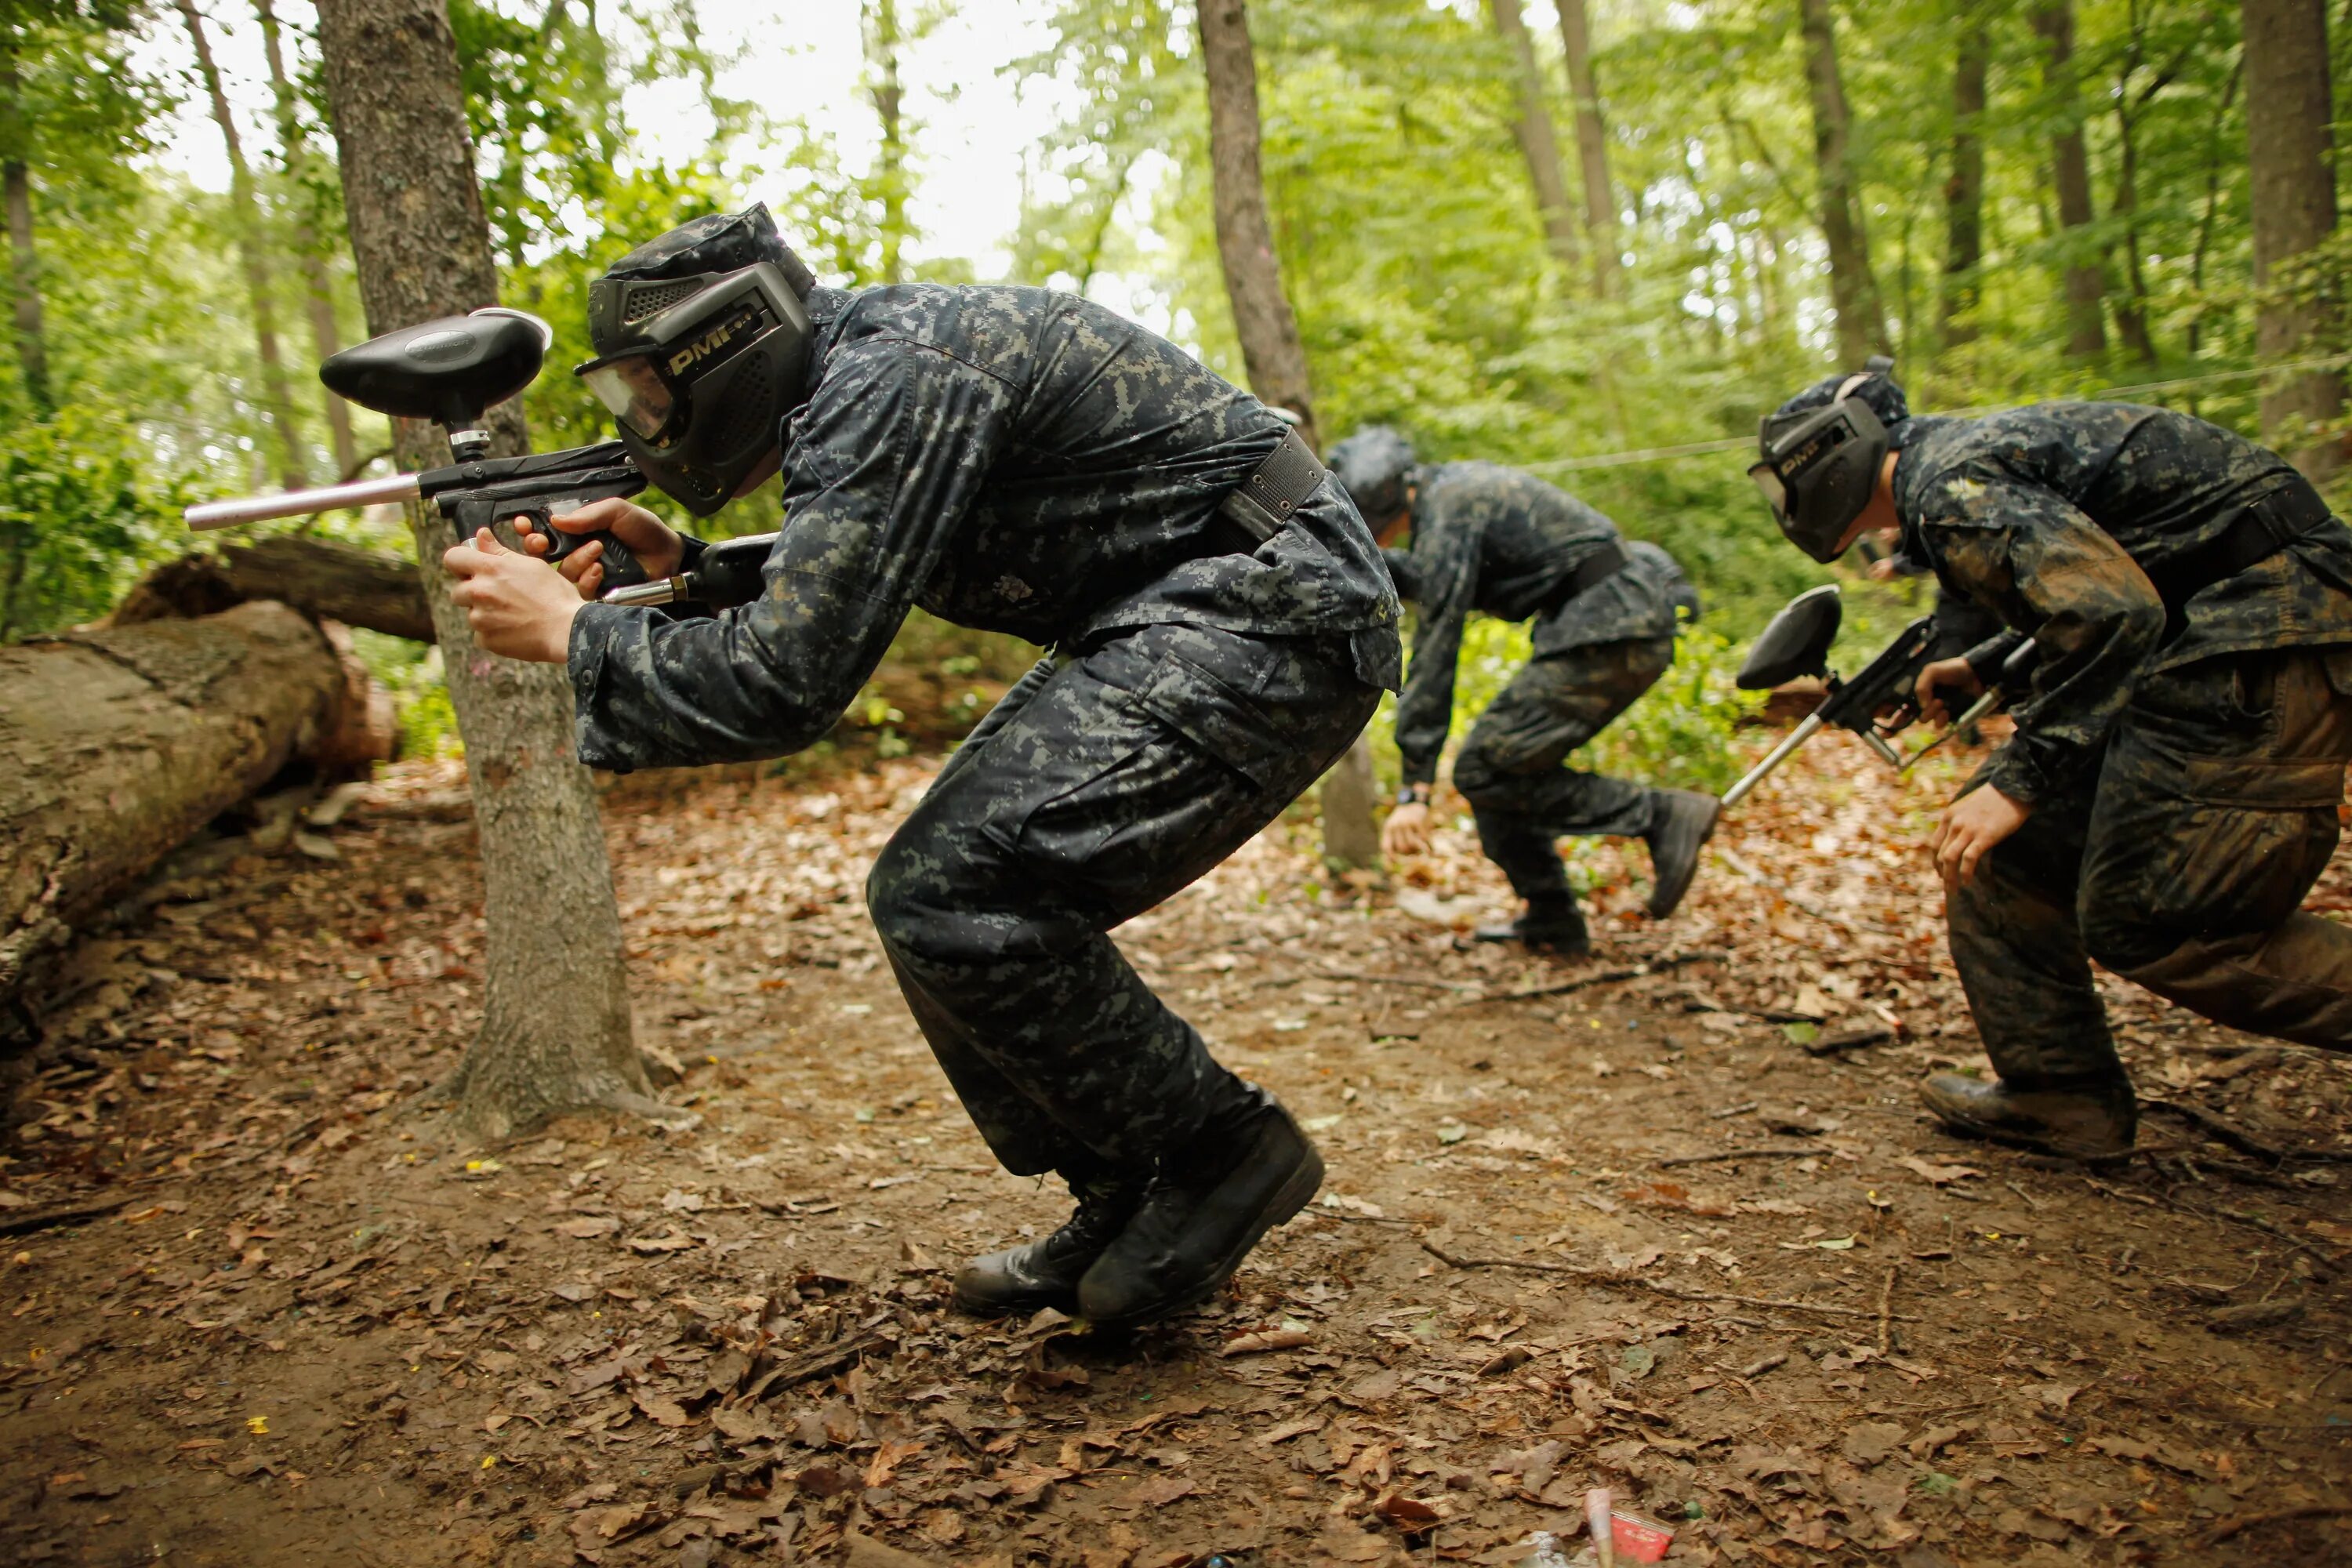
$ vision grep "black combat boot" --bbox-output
[1643,788,1721,918]
[1076,1090,1323,1330]
[953,1173,1143,1317]
[1918,1072,2137,1160]
[1472,898,1591,956]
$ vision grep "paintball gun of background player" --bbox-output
[1719,584,2038,808]
[183,307,772,612]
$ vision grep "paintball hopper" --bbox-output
[1735,583,1842,690]
[321,307,552,457]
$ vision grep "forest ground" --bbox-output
[2,717,2349,1568]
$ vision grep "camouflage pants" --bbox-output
[867,622,1383,1178]
[1450,637,1672,905]
[1950,648,2352,1084]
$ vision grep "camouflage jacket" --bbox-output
[1385,461,1695,788]
[1895,402,2352,804]
[567,284,1402,770]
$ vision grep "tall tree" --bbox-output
[176,0,309,491]
[864,0,910,285]
[1195,0,1374,866]
[1796,0,1887,365]
[1938,14,1989,347]
[2030,0,2107,356]
[1489,0,1581,284]
[254,0,360,479]
[312,0,652,1139]
[2241,0,2341,477]
[1196,0,1318,449]
[0,31,43,413]
[1554,0,1617,296]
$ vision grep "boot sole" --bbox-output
[1925,1109,2134,1163]
[1646,795,1722,919]
[950,1281,1081,1318]
[1083,1142,1325,1332]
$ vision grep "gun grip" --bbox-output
[514,509,645,589]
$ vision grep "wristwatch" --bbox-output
[1395,782,1431,808]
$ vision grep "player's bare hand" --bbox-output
[519,496,684,597]
[441,528,583,663]
[1382,801,1433,858]
[1931,784,2030,893]
[1913,655,1982,726]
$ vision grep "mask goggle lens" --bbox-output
[1747,460,1788,519]
[581,356,677,442]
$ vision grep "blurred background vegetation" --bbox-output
[3,0,2342,791]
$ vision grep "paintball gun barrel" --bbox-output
[182,307,767,611]
[1719,585,2036,808]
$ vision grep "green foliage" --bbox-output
[0,402,189,640]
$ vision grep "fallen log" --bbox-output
[1,602,355,1004]
[113,535,434,643]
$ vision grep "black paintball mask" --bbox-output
[1327,426,1418,530]
[1751,356,1904,564]
[576,205,818,517]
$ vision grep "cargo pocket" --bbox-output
[1127,652,1291,795]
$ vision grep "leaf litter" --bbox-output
[0,728,2347,1564]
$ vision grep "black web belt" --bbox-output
[2146,480,2343,626]
[1214,427,1328,546]
[1542,539,1630,613]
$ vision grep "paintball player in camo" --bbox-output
[1326,428,1722,955]
[1751,360,2352,1158]
[434,205,1403,1329]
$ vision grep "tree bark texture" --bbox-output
[179,0,309,492]
[1489,0,1582,282]
[113,537,435,644]
[1196,0,1319,452]
[2031,0,2108,357]
[0,41,46,415]
[314,0,647,1138]
[1939,17,1988,347]
[255,0,361,480]
[2241,0,2343,478]
[0,603,346,1007]
[1554,0,1618,296]
[1796,0,1888,366]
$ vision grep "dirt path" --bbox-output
[3,739,2347,1567]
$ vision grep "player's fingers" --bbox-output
[556,539,603,583]
[578,561,604,601]
[470,526,514,557]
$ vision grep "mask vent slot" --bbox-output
[622,281,699,325]
[710,354,777,457]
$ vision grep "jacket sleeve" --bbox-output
[1921,470,2165,805]
[564,338,1014,770]
[1391,506,1479,790]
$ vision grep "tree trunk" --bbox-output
[2242,0,2343,478]
[0,39,47,416]
[1196,0,1319,451]
[1555,0,1618,296]
[1317,731,1381,874]
[2031,0,2107,357]
[313,0,648,1139]
[866,0,909,285]
[255,0,361,481]
[1795,0,1888,365]
[1196,0,1370,862]
[113,537,436,644]
[0,603,349,1007]
[1939,16,1988,347]
[177,0,309,492]
[1489,0,1581,282]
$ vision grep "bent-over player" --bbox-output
[440,206,1403,1326]
[1750,361,2352,1156]
[1328,427,1719,954]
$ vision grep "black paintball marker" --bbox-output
[185,308,774,612]
[1719,584,2038,808]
